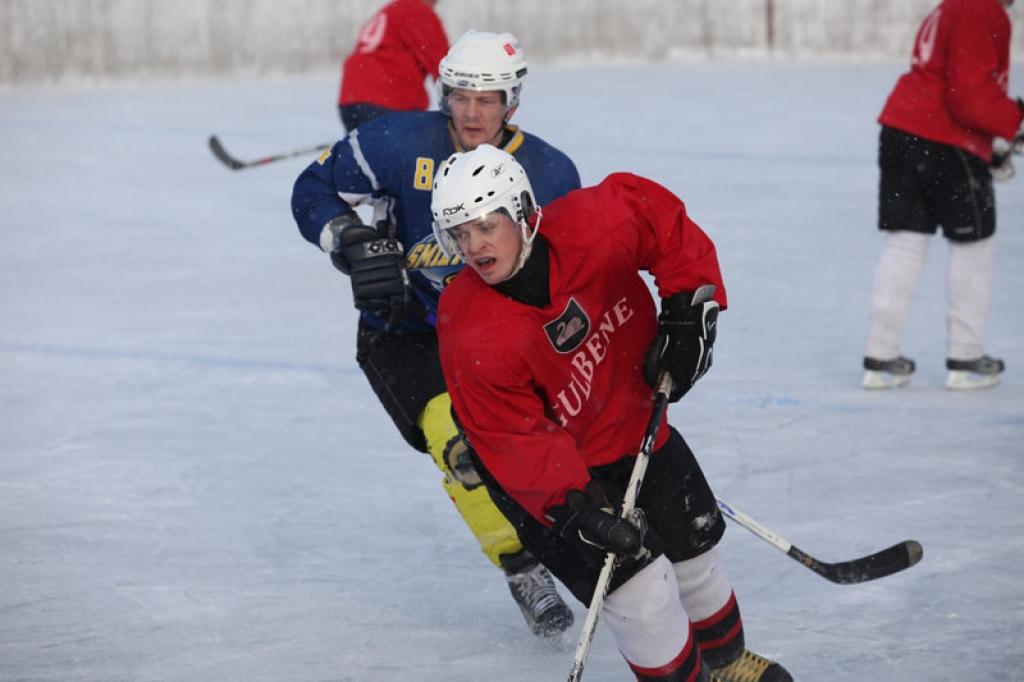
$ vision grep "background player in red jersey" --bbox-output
[431,144,791,682]
[862,0,1024,391]
[336,0,448,131]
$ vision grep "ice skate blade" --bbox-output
[862,370,911,390]
[946,370,1002,391]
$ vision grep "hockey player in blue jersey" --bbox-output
[291,30,581,637]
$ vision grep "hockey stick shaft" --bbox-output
[568,373,672,682]
[207,135,331,170]
[568,284,717,681]
[715,498,923,584]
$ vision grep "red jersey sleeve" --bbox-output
[599,173,727,309]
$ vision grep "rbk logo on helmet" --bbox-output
[442,203,465,216]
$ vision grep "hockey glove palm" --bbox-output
[642,286,719,402]
[547,482,644,558]
[324,214,410,330]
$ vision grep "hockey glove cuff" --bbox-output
[320,211,363,255]
[547,481,644,558]
[642,286,719,402]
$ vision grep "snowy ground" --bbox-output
[2,61,1022,681]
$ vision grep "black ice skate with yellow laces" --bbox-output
[709,649,792,682]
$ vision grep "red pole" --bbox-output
[766,0,775,51]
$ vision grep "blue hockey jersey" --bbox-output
[291,111,581,333]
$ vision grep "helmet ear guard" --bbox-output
[519,190,536,222]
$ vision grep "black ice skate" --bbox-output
[946,355,1004,390]
[501,551,574,637]
[862,355,915,389]
[710,649,793,682]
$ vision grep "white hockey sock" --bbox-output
[603,555,691,669]
[865,231,930,359]
[673,548,734,621]
[947,236,995,361]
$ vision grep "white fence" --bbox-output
[3,0,1024,84]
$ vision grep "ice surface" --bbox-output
[1,61,1022,681]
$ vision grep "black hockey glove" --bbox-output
[547,481,644,559]
[324,213,410,329]
[642,285,719,402]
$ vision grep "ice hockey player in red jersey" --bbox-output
[336,0,449,131]
[432,144,792,681]
[863,0,1024,390]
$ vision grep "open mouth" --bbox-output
[475,256,497,270]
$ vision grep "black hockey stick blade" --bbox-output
[207,135,331,171]
[208,135,245,170]
[788,539,923,584]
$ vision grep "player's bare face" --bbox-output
[449,89,515,151]
[447,212,522,285]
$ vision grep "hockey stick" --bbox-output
[568,371,673,682]
[207,135,331,171]
[568,284,718,681]
[715,498,923,584]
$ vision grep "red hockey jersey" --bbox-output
[338,0,449,111]
[878,0,1022,161]
[438,174,727,524]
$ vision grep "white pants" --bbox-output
[865,232,995,361]
[602,549,733,670]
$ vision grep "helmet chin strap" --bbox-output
[503,209,543,282]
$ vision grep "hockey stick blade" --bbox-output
[716,499,923,584]
[788,539,923,585]
[208,135,245,170]
[207,135,331,171]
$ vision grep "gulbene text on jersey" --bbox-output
[548,296,637,428]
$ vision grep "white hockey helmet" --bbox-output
[430,144,540,266]
[438,30,527,113]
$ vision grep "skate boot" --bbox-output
[862,355,915,389]
[709,649,793,682]
[946,355,1004,390]
[501,551,574,637]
